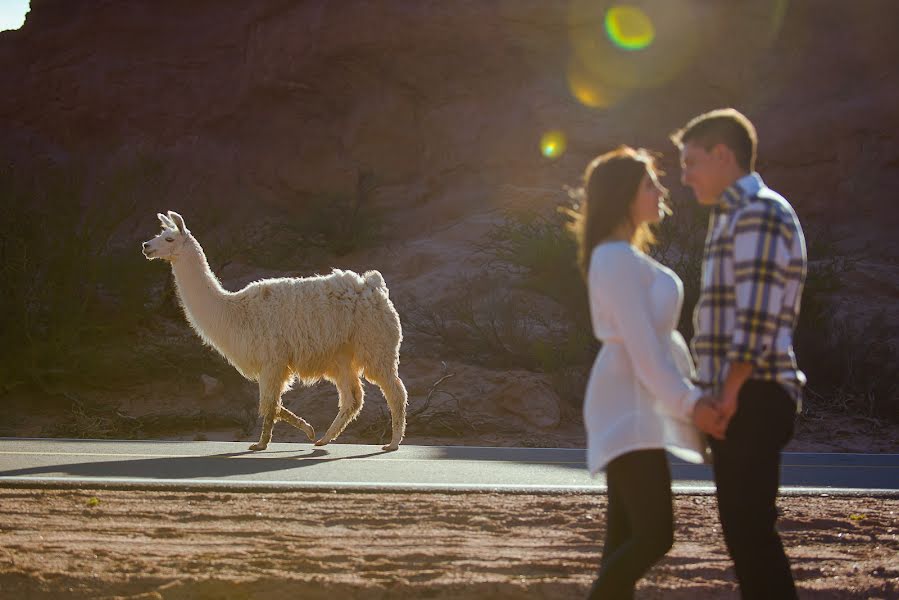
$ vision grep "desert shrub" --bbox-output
[227,171,384,269]
[475,209,597,370]
[795,228,896,420]
[401,208,597,408]
[797,310,897,420]
[478,209,589,325]
[0,158,164,394]
[404,278,593,373]
[300,178,384,257]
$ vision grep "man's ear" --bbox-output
[712,143,735,166]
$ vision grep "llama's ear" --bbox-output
[158,212,176,229]
[168,211,189,234]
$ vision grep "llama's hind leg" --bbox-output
[250,369,287,451]
[315,371,364,447]
[370,371,408,451]
[276,406,315,441]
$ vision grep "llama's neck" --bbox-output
[170,237,233,347]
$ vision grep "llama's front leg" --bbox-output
[250,372,283,451]
[277,406,315,441]
[315,374,364,447]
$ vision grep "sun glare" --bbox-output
[0,0,29,32]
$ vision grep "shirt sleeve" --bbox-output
[728,203,792,365]
[590,246,701,421]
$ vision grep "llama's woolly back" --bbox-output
[206,269,394,381]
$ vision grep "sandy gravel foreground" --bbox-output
[0,488,895,599]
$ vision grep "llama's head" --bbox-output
[142,211,191,261]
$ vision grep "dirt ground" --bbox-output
[2,387,897,599]
[0,488,895,599]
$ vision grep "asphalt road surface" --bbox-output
[0,438,897,496]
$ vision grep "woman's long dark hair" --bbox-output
[566,146,663,279]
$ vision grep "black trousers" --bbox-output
[588,449,673,600]
[709,379,798,600]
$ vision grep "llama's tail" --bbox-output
[363,270,387,296]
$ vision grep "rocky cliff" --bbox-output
[2,0,896,441]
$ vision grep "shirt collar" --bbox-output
[718,172,764,212]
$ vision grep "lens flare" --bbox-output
[604,5,655,51]
[569,78,608,109]
[540,131,567,159]
[567,60,628,109]
[567,0,700,110]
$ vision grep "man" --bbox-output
[671,108,807,599]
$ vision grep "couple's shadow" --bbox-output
[0,447,388,481]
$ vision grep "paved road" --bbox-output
[0,438,896,496]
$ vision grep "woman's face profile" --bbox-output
[630,169,668,226]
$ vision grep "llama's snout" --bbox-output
[142,241,156,258]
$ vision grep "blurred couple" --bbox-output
[569,108,806,599]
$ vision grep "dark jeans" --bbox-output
[588,449,673,600]
[709,379,798,600]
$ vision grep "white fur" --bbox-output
[142,211,408,451]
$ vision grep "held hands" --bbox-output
[691,393,734,441]
[716,390,739,424]
[694,362,750,440]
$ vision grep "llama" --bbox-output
[141,211,408,451]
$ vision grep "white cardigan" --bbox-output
[584,242,706,475]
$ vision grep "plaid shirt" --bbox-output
[691,172,807,407]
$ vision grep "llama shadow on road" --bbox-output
[0,447,390,481]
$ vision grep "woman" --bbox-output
[567,146,714,598]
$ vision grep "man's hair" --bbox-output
[670,108,758,172]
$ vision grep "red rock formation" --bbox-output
[2,1,897,230]
[1,0,896,428]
